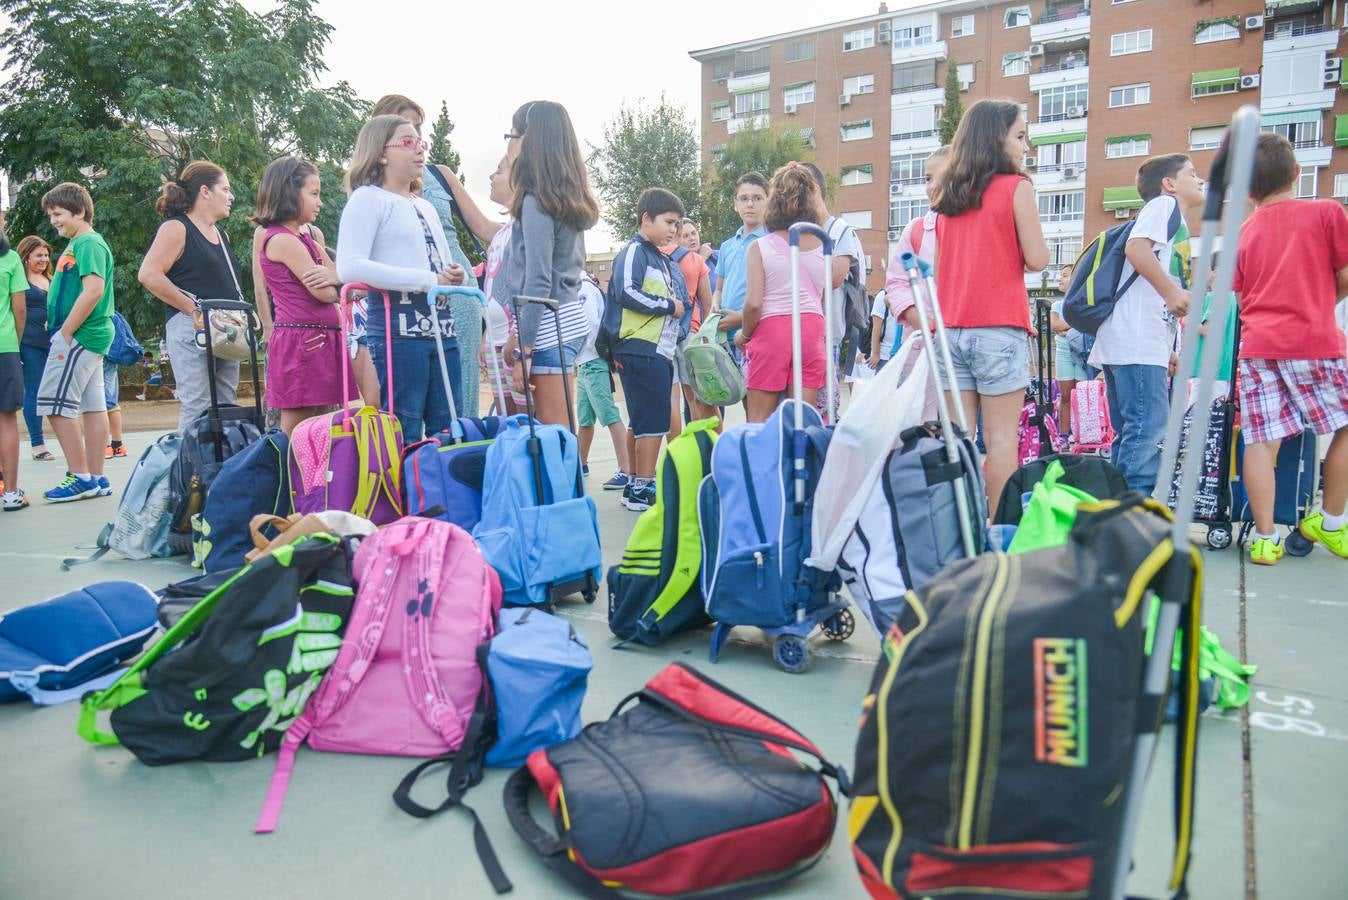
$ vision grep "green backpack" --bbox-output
[678,314,746,407]
[607,417,718,645]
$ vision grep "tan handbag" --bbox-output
[193,233,253,361]
[245,511,378,563]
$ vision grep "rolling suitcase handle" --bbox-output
[336,283,396,417]
[509,295,584,505]
[426,284,505,436]
[196,298,264,463]
[787,223,834,516]
[1110,104,1261,900]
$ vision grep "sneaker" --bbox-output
[105,444,128,459]
[95,476,114,497]
[602,471,631,491]
[43,473,100,503]
[1,489,29,512]
[622,481,656,512]
[1299,512,1348,559]
[1249,537,1285,567]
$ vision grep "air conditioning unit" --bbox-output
[887,229,902,241]
[879,25,892,44]
[1066,105,1086,118]
[1114,208,1133,220]
[1029,43,1046,57]
[1239,73,1261,90]
[889,183,903,196]
[1023,155,1038,168]
[1326,57,1343,72]
[839,93,852,106]
[1326,70,1341,85]
[784,102,798,114]
[1245,14,1264,30]
[1062,166,1079,179]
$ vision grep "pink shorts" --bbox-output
[1239,357,1348,444]
[745,313,826,393]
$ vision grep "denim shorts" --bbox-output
[530,337,585,376]
[940,326,1030,397]
[103,358,121,410]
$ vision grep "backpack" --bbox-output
[289,405,404,526]
[828,216,871,352]
[1069,379,1115,452]
[607,416,718,645]
[1,582,159,704]
[699,399,833,630]
[106,311,144,367]
[485,607,592,769]
[676,313,746,407]
[850,498,1202,900]
[190,430,291,572]
[78,534,357,765]
[62,432,182,569]
[171,404,265,553]
[1062,201,1183,335]
[472,418,603,608]
[255,517,502,834]
[402,416,514,530]
[838,422,986,638]
[992,452,1129,527]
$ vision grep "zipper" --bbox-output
[754,550,765,589]
[957,552,1010,850]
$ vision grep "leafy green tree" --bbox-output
[588,95,701,240]
[939,59,965,146]
[701,122,813,245]
[425,100,481,265]
[0,0,368,337]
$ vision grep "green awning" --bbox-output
[1341,65,1348,88]
[1003,52,1028,63]
[730,83,767,95]
[1192,68,1241,89]
[1105,134,1150,144]
[1102,186,1144,211]
[1031,131,1086,146]
[1336,115,1348,147]
[1261,110,1320,127]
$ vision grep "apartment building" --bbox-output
[691,0,1348,292]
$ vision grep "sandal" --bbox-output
[31,448,55,462]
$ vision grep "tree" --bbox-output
[588,96,701,241]
[700,123,814,246]
[939,58,965,145]
[0,0,369,338]
[425,100,481,265]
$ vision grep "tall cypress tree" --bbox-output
[939,59,965,145]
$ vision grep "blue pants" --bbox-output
[19,342,47,447]
[366,336,461,443]
[1103,363,1169,496]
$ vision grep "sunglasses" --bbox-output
[385,136,429,152]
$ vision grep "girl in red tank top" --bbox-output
[930,99,1049,512]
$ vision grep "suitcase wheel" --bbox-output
[772,634,811,674]
[1205,526,1232,551]
[1285,530,1314,558]
[821,609,855,642]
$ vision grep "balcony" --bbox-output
[890,38,948,64]
[727,113,769,134]
[890,129,939,142]
[1032,163,1086,189]
[890,130,941,154]
[1038,109,1088,123]
[1263,18,1339,56]
[725,69,770,94]
[892,81,939,95]
[1030,5,1090,45]
[1029,113,1088,142]
[1294,142,1333,168]
[889,179,928,199]
[1030,62,1089,93]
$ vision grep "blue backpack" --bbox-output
[0,582,159,704]
[1062,201,1182,336]
[106,311,144,366]
[485,607,592,768]
[191,430,291,572]
[473,418,602,608]
[403,416,516,531]
[699,400,833,629]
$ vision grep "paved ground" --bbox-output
[1,414,1345,900]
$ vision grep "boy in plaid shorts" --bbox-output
[1233,133,1348,565]
[575,272,630,488]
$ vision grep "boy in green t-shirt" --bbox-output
[1,205,32,510]
[35,183,115,502]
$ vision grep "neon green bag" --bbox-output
[1147,598,1258,709]
[1008,460,1098,554]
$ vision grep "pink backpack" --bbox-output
[255,516,502,833]
[1070,380,1115,453]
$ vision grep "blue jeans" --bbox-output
[19,342,47,447]
[366,336,461,442]
[1103,364,1169,496]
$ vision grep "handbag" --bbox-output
[193,232,254,361]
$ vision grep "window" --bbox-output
[893,23,934,48]
[1334,173,1348,198]
[1003,52,1029,77]
[1189,126,1226,151]
[843,74,876,96]
[734,90,769,116]
[734,47,770,75]
[957,64,975,89]
[1264,117,1321,148]
[1035,140,1086,169]
[841,119,874,141]
[1038,84,1089,120]
[1047,237,1083,267]
[1295,167,1319,199]
[1192,74,1239,98]
[843,28,875,51]
[797,127,815,147]
[891,106,936,139]
[1264,53,1328,98]
[890,198,930,229]
[712,58,731,81]
[783,83,816,107]
[1004,6,1030,28]
[841,164,875,186]
[951,14,974,38]
[841,210,873,230]
[785,39,815,62]
[1108,83,1150,108]
[711,102,730,123]
[1110,29,1153,56]
[1105,135,1151,158]
[1038,191,1086,222]
[1195,21,1239,44]
[891,152,928,185]
[893,60,938,92]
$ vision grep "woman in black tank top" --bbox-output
[138,161,249,434]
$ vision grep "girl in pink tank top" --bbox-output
[930,99,1050,513]
[738,163,828,423]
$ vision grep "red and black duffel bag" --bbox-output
[504,662,849,897]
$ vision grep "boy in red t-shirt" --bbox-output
[1232,133,1348,564]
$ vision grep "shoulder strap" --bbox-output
[911,219,925,256]
[427,163,487,257]
[671,245,689,262]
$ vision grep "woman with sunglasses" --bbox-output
[335,114,466,442]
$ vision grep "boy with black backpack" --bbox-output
[1086,155,1204,496]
